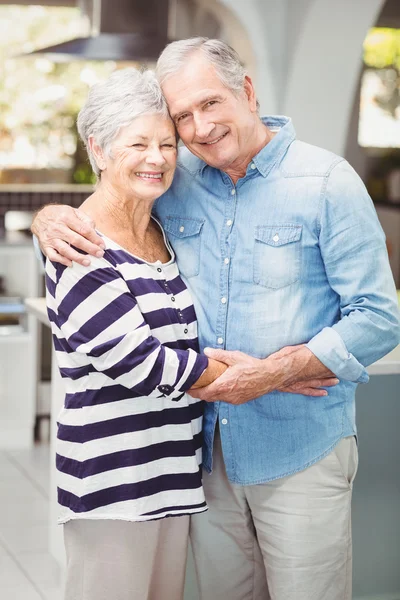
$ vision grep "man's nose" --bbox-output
[194,115,215,140]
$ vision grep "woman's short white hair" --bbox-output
[156,37,248,97]
[77,68,170,178]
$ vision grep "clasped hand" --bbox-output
[189,346,338,404]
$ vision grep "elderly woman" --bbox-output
[45,68,226,600]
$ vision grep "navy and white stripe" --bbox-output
[45,224,208,523]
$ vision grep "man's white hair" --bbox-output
[156,37,247,95]
[77,68,170,178]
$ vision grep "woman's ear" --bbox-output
[88,136,106,171]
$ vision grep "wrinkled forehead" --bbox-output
[161,58,228,113]
[112,113,176,143]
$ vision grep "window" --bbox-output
[358,27,400,149]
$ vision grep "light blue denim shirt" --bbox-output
[159,116,397,483]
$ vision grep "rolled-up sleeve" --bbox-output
[306,160,400,382]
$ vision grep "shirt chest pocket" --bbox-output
[164,216,205,278]
[253,224,302,290]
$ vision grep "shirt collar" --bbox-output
[199,115,296,179]
[248,115,296,178]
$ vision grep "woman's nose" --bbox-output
[145,146,166,165]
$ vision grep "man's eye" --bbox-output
[161,144,176,149]
[177,114,188,123]
[205,101,217,108]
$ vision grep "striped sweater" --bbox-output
[45,224,208,523]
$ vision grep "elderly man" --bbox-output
[32,39,400,600]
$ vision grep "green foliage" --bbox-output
[363,28,400,70]
[363,28,400,121]
[0,5,116,182]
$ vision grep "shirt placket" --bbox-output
[156,262,188,335]
[214,182,237,473]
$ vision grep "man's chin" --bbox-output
[195,150,233,170]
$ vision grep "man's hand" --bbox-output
[189,347,338,404]
[31,205,105,267]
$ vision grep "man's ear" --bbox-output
[88,136,106,171]
[243,75,258,113]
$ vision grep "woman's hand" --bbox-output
[31,205,105,267]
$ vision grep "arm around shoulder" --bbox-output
[31,204,105,266]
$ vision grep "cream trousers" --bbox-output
[63,515,189,600]
[191,429,358,600]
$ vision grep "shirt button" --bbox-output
[157,267,162,272]
[224,257,230,265]
[231,189,236,195]
[217,337,224,344]
[226,219,232,227]
[251,163,256,170]
[184,328,188,334]
[221,418,228,425]
[179,226,185,232]
[221,297,227,304]
[171,296,176,302]
[273,234,280,242]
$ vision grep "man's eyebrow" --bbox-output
[171,95,224,120]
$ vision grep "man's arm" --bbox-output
[191,160,400,404]
[189,345,334,403]
[31,205,105,266]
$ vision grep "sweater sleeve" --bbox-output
[45,256,208,400]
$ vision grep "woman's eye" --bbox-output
[162,144,176,149]
[131,144,145,148]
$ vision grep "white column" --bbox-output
[283,0,386,155]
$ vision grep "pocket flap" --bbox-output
[164,216,205,238]
[255,224,302,247]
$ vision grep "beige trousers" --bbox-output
[191,430,358,600]
[63,516,189,600]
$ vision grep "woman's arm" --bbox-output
[46,255,208,400]
[190,358,227,389]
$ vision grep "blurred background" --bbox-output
[0,2,399,599]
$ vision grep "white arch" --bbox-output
[283,0,386,155]
[219,0,278,113]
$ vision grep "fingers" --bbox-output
[46,241,91,267]
[32,205,105,265]
[301,388,329,397]
[282,385,328,396]
[46,247,73,268]
[66,230,105,258]
[203,348,236,365]
[308,377,339,388]
[73,210,105,247]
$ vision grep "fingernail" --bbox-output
[95,250,104,258]
[323,391,328,396]
[82,259,91,266]
[99,243,106,250]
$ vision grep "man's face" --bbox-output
[161,54,258,171]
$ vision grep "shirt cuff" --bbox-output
[32,234,46,268]
[306,327,369,383]
[181,353,209,391]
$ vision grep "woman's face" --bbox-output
[102,114,177,202]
